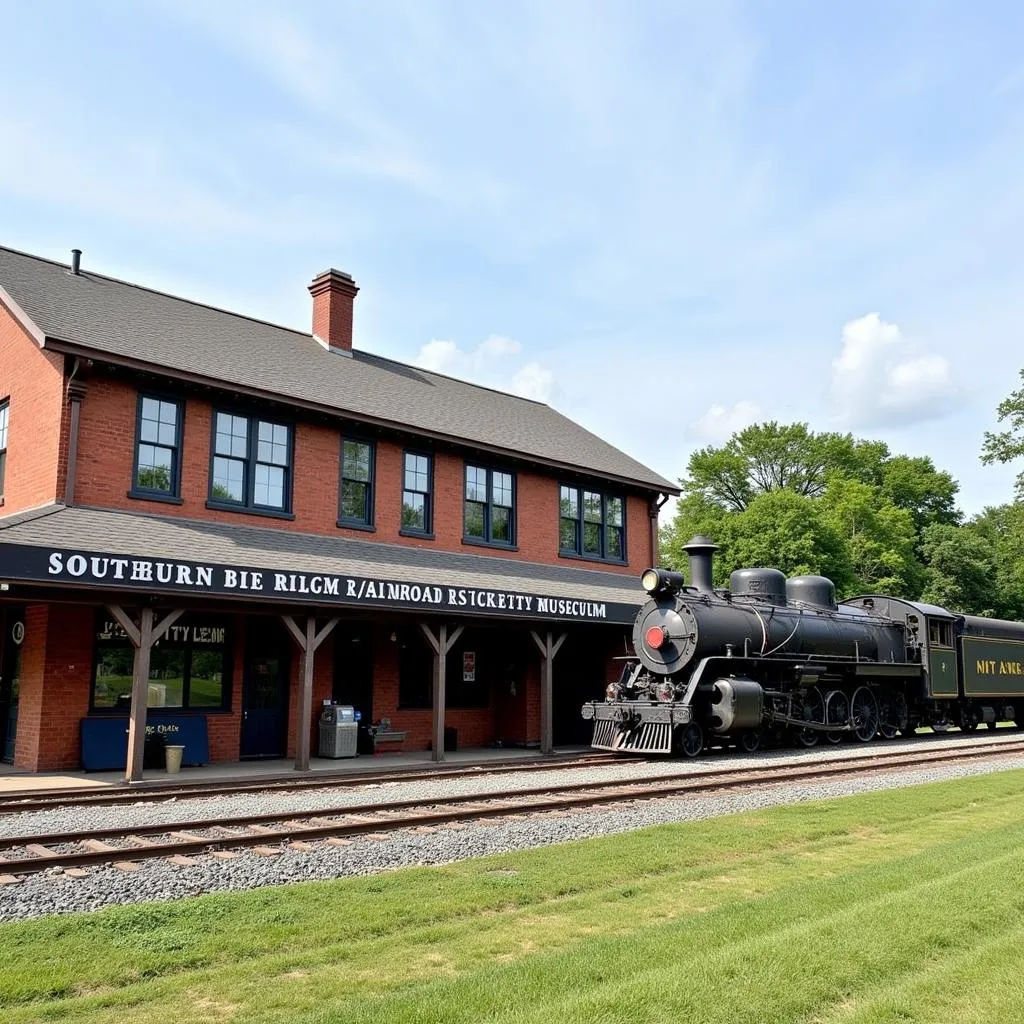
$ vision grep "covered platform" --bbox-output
[0,744,593,798]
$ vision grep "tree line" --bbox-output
[661,371,1024,620]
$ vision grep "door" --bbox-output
[0,607,24,763]
[240,619,290,758]
[333,622,374,723]
[553,627,610,746]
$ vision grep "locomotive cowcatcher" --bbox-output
[581,536,1024,755]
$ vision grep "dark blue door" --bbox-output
[241,620,289,759]
[0,609,24,764]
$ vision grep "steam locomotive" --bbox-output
[581,536,1024,755]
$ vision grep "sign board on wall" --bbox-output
[0,543,641,624]
[463,651,476,682]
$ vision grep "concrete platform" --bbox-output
[0,745,589,798]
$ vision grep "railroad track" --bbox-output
[2,737,1022,882]
[0,752,637,815]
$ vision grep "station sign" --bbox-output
[0,542,641,624]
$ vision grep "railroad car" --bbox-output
[581,536,1024,755]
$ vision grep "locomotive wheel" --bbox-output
[850,686,878,742]
[797,686,824,747]
[739,729,763,754]
[959,708,979,733]
[677,722,704,759]
[824,690,849,744]
[878,693,908,741]
[795,727,819,748]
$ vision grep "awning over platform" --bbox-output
[0,504,645,625]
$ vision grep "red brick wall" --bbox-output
[13,603,93,770]
[72,373,655,571]
[0,305,68,513]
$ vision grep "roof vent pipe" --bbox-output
[682,534,719,594]
[70,249,82,275]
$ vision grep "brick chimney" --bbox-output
[308,268,359,354]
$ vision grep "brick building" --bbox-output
[0,245,676,777]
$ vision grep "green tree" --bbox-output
[818,476,922,596]
[982,369,1024,497]
[664,422,961,598]
[919,524,1002,616]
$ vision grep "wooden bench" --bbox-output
[371,730,407,752]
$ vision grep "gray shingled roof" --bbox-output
[0,505,645,618]
[0,246,676,492]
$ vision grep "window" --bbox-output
[464,465,515,546]
[91,613,231,711]
[209,411,292,513]
[0,400,8,501]
[339,438,375,527]
[929,620,953,647]
[401,451,432,534]
[396,626,491,710]
[131,395,183,499]
[559,484,626,562]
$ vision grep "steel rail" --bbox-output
[0,752,637,815]
[2,738,1022,879]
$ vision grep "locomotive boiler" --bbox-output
[582,536,1024,755]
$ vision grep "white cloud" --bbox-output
[829,313,963,428]
[413,335,556,403]
[512,362,556,403]
[691,400,761,442]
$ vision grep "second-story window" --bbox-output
[464,465,515,546]
[401,451,432,535]
[559,485,626,562]
[339,438,375,527]
[210,411,291,513]
[0,399,8,501]
[132,395,183,499]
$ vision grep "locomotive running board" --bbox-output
[591,718,674,754]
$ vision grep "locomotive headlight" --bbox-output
[655,681,675,702]
[641,568,686,596]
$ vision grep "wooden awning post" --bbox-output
[421,622,463,762]
[107,604,184,783]
[531,630,567,755]
[283,614,339,772]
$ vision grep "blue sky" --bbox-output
[2,1,1023,515]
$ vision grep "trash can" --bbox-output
[319,705,359,758]
[165,744,185,774]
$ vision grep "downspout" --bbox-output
[64,358,87,506]
[648,492,671,566]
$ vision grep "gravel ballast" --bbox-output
[1,750,1023,922]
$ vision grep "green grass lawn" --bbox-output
[5,770,1024,1024]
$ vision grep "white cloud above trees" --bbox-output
[829,313,963,428]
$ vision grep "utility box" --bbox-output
[319,704,358,758]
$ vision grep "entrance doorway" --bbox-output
[333,622,374,723]
[0,607,24,763]
[240,618,290,758]
[553,627,617,746]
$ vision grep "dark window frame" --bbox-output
[400,449,434,538]
[89,612,233,714]
[0,398,8,503]
[558,483,627,564]
[463,463,517,548]
[129,392,185,504]
[207,409,295,519]
[338,435,376,530]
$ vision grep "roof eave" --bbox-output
[43,336,681,496]
[0,284,47,346]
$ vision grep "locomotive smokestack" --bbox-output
[682,535,719,594]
